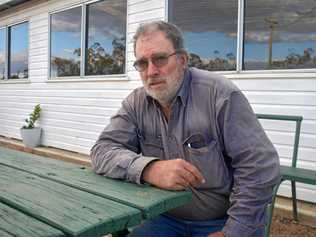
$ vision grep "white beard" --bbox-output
[142,64,184,107]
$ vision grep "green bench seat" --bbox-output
[280,166,316,185]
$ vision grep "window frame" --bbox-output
[0,20,29,82]
[48,0,128,81]
[166,0,316,75]
[0,26,7,80]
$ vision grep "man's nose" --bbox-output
[146,60,159,77]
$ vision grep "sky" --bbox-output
[171,0,316,62]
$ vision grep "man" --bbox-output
[90,21,280,237]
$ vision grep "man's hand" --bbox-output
[208,231,225,237]
[142,159,205,190]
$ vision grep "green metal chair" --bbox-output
[256,114,316,236]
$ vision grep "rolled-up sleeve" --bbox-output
[218,91,281,237]
[90,96,158,184]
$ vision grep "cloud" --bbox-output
[51,6,82,33]
[245,31,316,43]
[170,0,316,37]
[51,0,126,41]
[63,48,75,54]
[11,51,27,63]
[0,53,4,64]
[87,0,126,40]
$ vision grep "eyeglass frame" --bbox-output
[133,51,180,72]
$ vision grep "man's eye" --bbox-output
[137,60,148,66]
[153,56,167,64]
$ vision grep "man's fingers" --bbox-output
[181,160,205,184]
[179,168,200,187]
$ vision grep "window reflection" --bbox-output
[50,7,81,77]
[244,0,316,70]
[86,0,126,75]
[9,22,28,79]
[0,29,5,79]
[169,0,237,71]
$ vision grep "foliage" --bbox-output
[51,37,125,77]
[188,52,236,71]
[23,104,41,129]
[86,38,125,75]
[188,47,316,71]
[51,57,80,77]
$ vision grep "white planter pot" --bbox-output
[20,127,42,148]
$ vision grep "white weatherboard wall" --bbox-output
[0,0,315,203]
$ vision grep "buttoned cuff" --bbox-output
[222,217,258,237]
[127,156,159,184]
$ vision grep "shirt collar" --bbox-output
[176,68,191,107]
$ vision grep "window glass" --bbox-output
[169,0,238,71]
[86,0,126,75]
[9,22,28,79]
[0,28,5,79]
[244,0,316,70]
[50,7,81,77]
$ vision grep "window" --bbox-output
[50,0,127,78]
[244,0,316,70]
[86,0,126,75]
[169,0,238,71]
[0,28,5,79]
[0,22,29,80]
[50,7,82,77]
[169,0,316,72]
[9,22,28,79]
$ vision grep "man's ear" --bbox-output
[179,52,189,69]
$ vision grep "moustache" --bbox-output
[147,77,167,84]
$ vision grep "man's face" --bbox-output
[135,31,186,106]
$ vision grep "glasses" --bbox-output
[133,52,178,72]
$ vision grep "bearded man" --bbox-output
[90,21,280,237]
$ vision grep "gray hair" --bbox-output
[133,21,185,55]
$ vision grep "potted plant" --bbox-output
[20,104,42,148]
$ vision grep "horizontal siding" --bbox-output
[0,0,315,203]
[278,182,316,203]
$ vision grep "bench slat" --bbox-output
[0,202,65,237]
[281,166,316,185]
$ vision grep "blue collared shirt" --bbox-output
[91,67,280,237]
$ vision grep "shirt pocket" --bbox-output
[139,133,163,158]
[183,134,228,189]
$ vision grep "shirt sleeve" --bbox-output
[218,91,281,237]
[90,96,158,184]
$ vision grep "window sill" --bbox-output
[47,74,129,83]
[0,79,30,84]
[217,69,316,80]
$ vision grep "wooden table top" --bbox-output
[0,146,191,237]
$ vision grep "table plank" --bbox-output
[0,146,191,219]
[0,164,142,237]
[0,202,65,237]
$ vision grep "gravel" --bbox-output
[270,214,316,237]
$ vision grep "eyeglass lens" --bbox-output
[134,52,176,71]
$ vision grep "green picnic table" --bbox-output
[0,146,192,237]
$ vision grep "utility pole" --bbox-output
[265,17,278,68]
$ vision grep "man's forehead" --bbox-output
[137,31,167,42]
[135,31,173,54]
